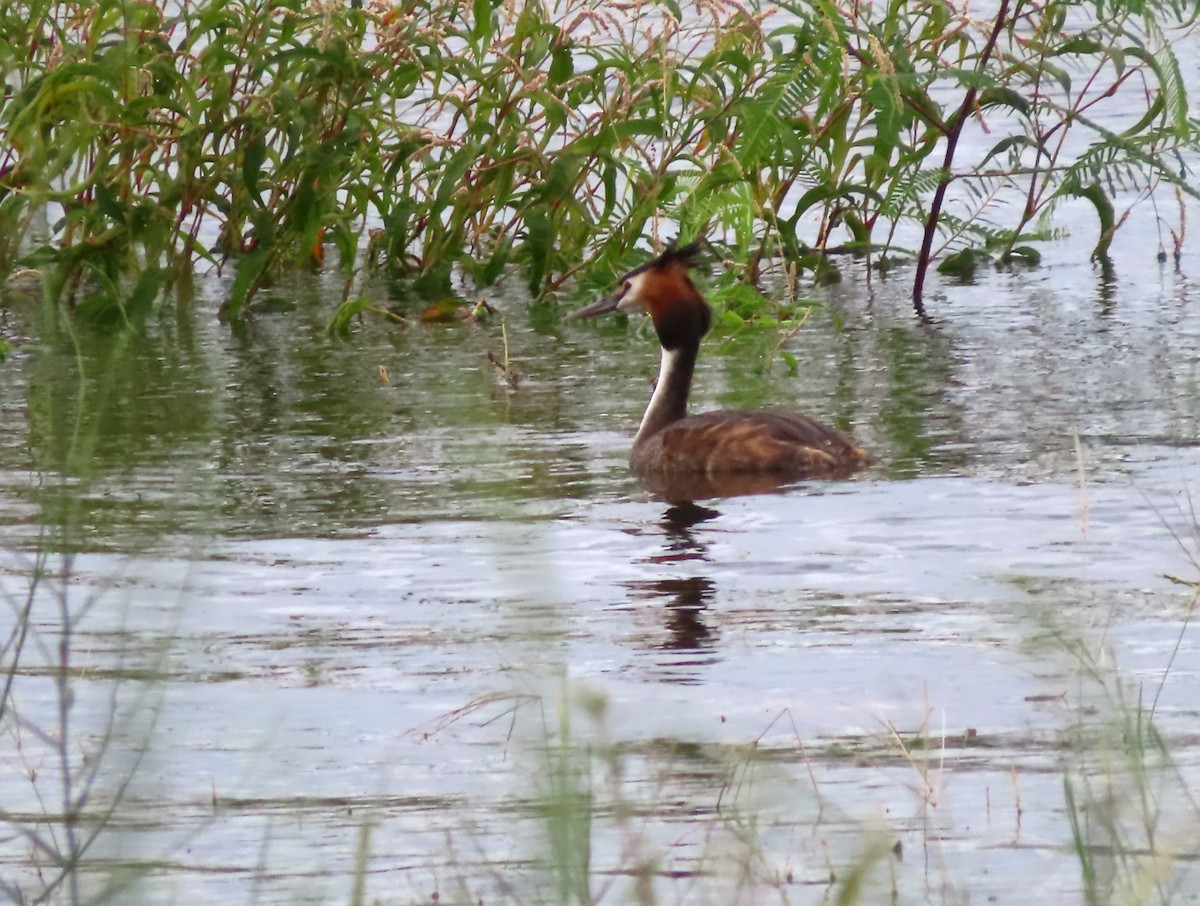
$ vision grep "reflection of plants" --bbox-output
[541,687,598,905]
[1,546,155,905]
[2,0,1197,322]
[1,318,166,905]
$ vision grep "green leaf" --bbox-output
[462,237,513,288]
[327,295,375,337]
[413,259,453,299]
[1061,182,1115,261]
[1001,245,1042,266]
[221,248,271,321]
[1119,92,1165,138]
[569,120,663,155]
[543,153,580,200]
[1126,46,1188,132]
[524,204,552,297]
[792,182,884,218]
[1054,36,1104,55]
[125,265,168,320]
[978,87,1030,115]
[472,0,492,43]
[549,45,573,85]
[937,246,990,278]
[980,134,1044,167]
[717,309,746,329]
[243,134,267,197]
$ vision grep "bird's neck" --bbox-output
[634,341,698,447]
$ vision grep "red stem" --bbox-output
[911,0,1011,321]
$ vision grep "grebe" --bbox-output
[573,243,869,489]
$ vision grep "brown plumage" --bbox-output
[573,243,869,493]
[631,410,868,477]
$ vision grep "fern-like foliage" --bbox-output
[2,0,1200,318]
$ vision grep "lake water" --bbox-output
[2,247,1200,904]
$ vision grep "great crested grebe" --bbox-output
[573,243,869,489]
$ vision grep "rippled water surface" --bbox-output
[3,252,1200,903]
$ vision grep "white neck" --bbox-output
[634,344,696,447]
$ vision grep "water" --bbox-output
[2,252,1200,903]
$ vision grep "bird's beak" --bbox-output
[569,293,621,320]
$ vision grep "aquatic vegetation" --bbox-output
[1061,647,1200,906]
[1057,505,1200,905]
[416,649,1199,904]
[1,0,1197,322]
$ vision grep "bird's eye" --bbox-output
[622,280,632,295]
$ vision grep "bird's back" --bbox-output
[630,410,869,479]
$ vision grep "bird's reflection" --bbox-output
[636,575,716,651]
[618,503,725,682]
[638,471,805,505]
[646,501,720,564]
